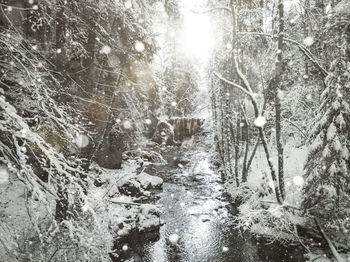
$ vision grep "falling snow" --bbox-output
[100,45,111,55]
[123,120,132,129]
[254,116,267,128]
[168,233,180,244]
[75,134,89,148]
[1,0,349,261]
[303,36,314,46]
[135,41,145,52]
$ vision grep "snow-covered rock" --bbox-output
[117,179,143,196]
[136,172,163,190]
[137,204,161,232]
[123,150,167,164]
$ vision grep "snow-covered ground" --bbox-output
[88,159,164,238]
[0,155,165,261]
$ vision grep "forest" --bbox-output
[0,0,349,261]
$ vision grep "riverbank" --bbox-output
[113,139,306,262]
[0,146,166,261]
[222,140,350,262]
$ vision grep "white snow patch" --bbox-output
[136,172,163,190]
[0,168,9,184]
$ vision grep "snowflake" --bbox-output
[171,101,177,107]
[222,246,229,252]
[293,176,304,186]
[135,41,145,52]
[145,119,152,125]
[254,116,266,128]
[277,90,285,99]
[303,36,314,47]
[124,0,132,8]
[123,120,132,129]
[75,134,89,148]
[122,244,128,251]
[168,234,180,244]
[100,45,111,55]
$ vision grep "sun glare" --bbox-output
[181,2,214,60]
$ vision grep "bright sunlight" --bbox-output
[180,1,214,61]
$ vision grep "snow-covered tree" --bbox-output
[303,3,350,220]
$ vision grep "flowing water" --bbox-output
[114,147,305,262]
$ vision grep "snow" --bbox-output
[134,41,145,52]
[123,120,132,129]
[100,45,111,55]
[136,172,163,190]
[87,159,163,241]
[303,36,314,46]
[293,176,304,186]
[254,116,267,128]
[168,233,180,244]
[0,167,9,184]
[75,133,89,148]
[138,204,161,231]
[124,0,132,9]
[222,246,229,252]
[122,244,129,251]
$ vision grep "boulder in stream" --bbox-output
[118,179,143,197]
[137,204,161,232]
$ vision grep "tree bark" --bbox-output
[275,0,285,200]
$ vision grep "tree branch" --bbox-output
[235,31,329,77]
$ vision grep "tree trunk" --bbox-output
[275,0,285,200]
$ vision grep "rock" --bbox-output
[137,204,161,232]
[118,180,143,197]
[136,172,163,190]
[123,150,167,164]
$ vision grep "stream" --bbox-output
[114,146,305,262]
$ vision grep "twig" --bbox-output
[46,246,60,262]
[284,118,308,139]
[109,200,142,206]
[235,31,329,77]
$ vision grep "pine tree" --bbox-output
[303,6,350,219]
